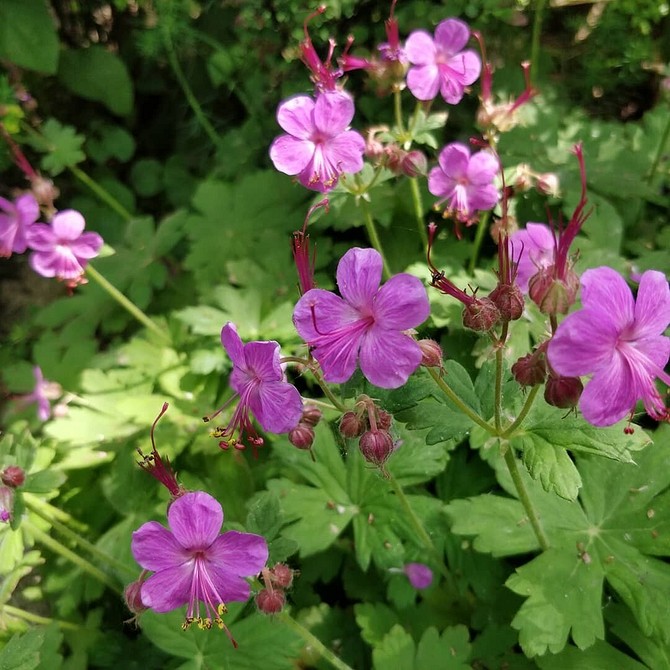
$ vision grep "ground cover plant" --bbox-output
[1,0,670,668]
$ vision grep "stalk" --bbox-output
[359,198,392,279]
[409,178,429,250]
[468,210,490,275]
[1,605,80,631]
[69,166,134,222]
[530,0,548,86]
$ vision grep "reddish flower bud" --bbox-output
[401,150,428,178]
[418,339,443,368]
[512,348,548,387]
[270,563,294,589]
[488,283,524,321]
[288,423,315,450]
[359,430,395,466]
[385,145,406,173]
[376,409,392,431]
[528,267,580,315]
[462,297,501,331]
[301,405,323,427]
[544,374,583,409]
[255,588,286,614]
[340,411,366,438]
[1,466,25,488]
[124,579,148,615]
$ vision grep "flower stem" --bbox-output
[23,494,136,579]
[501,385,540,438]
[1,604,80,630]
[387,473,453,586]
[85,264,171,344]
[468,210,490,275]
[502,446,550,551]
[493,346,504,432]
[646,107,670,184]
[359,198,392,279]
[393,87,405,135]
[530,0,548,86]
[25,520,121,592]
[69,166,134,222]
[427,367,496,435]
[310,366,348,413]
[278,611,354,670]
[409,177,429,251]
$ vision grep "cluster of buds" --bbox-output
[339,395,397,469]
[0,465,25,524]
[513,163,561,198]
[288,405,323,451]
[255,563,295,615]
[365,127,427,177]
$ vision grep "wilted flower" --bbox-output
[405,18,480,104]
[0,193,40,257]
[131,491,268,643]
[269,91,365,193]
[26,209,103,287]
[293,248,430,388]
[548,267,670,427]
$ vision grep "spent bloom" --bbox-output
[27,209,103,287]
[269,91,365,193]
[428,142,499,224]
[204,323,303,451]
[511,222,555,293]
[405,18,481,104]
[0,193,41,257]
[131,491,268,640]
[293,248,430,388]
[548,267,670,427]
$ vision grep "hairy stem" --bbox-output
[409,178,429,250]
[1,604,80,631]
[359,198,392,279]
[503,446,550,551]
[278,611,354,670]
[69,166,134,222]
[310,366,348,413]
[85,265,171,344]
[468,210,490,275]
[501,385,541,438]
[530,0,548,86]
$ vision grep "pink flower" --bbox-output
[510,222,555,293]
[269,91,365,193]
[131,491,268,636]
[205,323,304,450]
[0,193,41,257]
[293,248,430,389]
[404,562,433,589]
[26,210,103,286]
[405,18,481,103]
[428,142,499,223]
[22,366,58,421]
[548,267,670,427]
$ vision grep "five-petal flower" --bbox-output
[0,193,41,257]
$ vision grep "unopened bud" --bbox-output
[256,588,286,614]
[403,562,433,589]
[340,411,366,438]
[385,145,406,173]
[124,580,148,615]
[288,423,315,450]
[528,267,579,315]
[488,284,524,321]
[301,405,323,427]
[512,348,547,387]
[536,172,560,198]
[376,409,392,431]
[401,150,427,177]
[270,563,294,589]
[30,175,60,206]
[418,339,443,368]
[1,466,25,488]
[544,374,583,409]
[359,430,395,466]
[462,298,501,332]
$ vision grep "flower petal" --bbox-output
[131,520,190,571]
[243,340,283,382]
[313,91,355,136]
[407,64,440,101]
[276,95,316,138]
[434,18,470,55]
[467,151,499,183]
[438,143,470,180]
[359,327,422,388]
[404,30,436,65]
[325,130,366,174]
[249,380,303,433]
[373,273,430,330]
[26,223,56,252]
[336,247,382,310]
[467,183,499,211]
[633,270,670,337]
[580,267,634,328]
[140,563,193,613]
[270,135,315,176]
[428,165,454,199]
[168,491,223,550]
[51,210,86,240]
[69,232,103,260]
[293,289,359,342]
[221,322,246,370]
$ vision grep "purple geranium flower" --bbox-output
[428,142,499,224]
[405,18,481,103]
[293,248,430,389]
[269,91,365,193]
[548,267,670,427]
[27,209,103,286]
[205,323,303,450]
[0,193,41,257]
[131,491,268,637]
[24,366,56,421]
[404,562,433,589]
[510,222,555,293]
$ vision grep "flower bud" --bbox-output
[300,405,323,427]
[376,409,392,431]
[30,175,60,207]
[403,562,433,589]
[340,411,366,439]
[401,150,427,178]
[536,172,560,198]
[270,563,294,589]
[124,580,148,615]
[488,284,524,321]
[528,267,579,315]
[544,374,583,409]
[1,466,25,488]
[384,145,406,173]
[512,349,547,387]
[462,298,501,332]
[418,339,443,368]
[255,588,286,614]
[288,423,315,450]
[359,430,395,466]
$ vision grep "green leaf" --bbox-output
[415,626,471,670]
[36,119,86,176]
[535,640,646,670]
[520,439,582,501]
[58,47,134,116]
[354,603,400,646]
[22,469,66,495]
[0,627,43,670]
[0,0,58,74]
[372,625,415,670]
